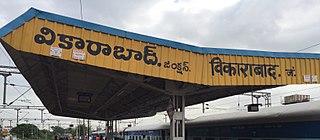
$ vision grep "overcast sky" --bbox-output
[1,0,320,129]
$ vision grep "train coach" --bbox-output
[124,100,320,140]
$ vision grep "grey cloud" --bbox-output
[1,0,320,53]
[78,0,161,30]
[136,0,320,52]
[1,0,320,124]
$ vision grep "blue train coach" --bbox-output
[124,100,320,140]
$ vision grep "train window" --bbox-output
[205,138,215,140]
[194,137,202,140]
[219,138,231,140]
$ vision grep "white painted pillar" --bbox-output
[170,95,185,140]
[105,120,114,140]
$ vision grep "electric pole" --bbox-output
[15,108,20,125]
[0,65,20,108]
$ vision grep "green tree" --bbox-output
[74,124,91,137]
[39,129,55,140]
[10,123,55,140]
[65,127,75,136]
[10,124,39,139]
[51,126,65,136]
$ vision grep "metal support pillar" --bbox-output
[1,73,11,107]
[82,119,85,140]
[15,108,20,125]
[170,95,185,140]
[9,120,12,128]
[105,120,114,140]
[87,119,90,140]
[114,120,118,136]
[39,109,44,129]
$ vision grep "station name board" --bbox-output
[1,16,319,86]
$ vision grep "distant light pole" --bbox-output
[57,120,60,127]
[9,120,12,128]
[39,109,45,128]
[15,108,21,125]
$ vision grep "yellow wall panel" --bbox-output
[134,41,144,76]
[285,58,292,84]
[200,54,207,85]
[105,34,116,69]
[62,24,74,62]
[151,44,162,77]
[2,17,320,86]
[11,24,23,51]
[247,56,254,85]
[167,47,175,81]
[214,54,225,85]
[223,55,231,85]
[250,56,257,85]
[188,52,197,83]
[127,39,137,74]
[86,30,94,65]
[295,58,302,84]
[174,48,183,81]
[279,58,286,85]
[3,33,12,49]
[95,32,104,67]
[207,54,213,85]
[143,42,153,76]
[21,22,30,52]
[195,54,203,84]
[242,56,249,85]
[300,59,306,83]
[31,18,44,54]
[264,57,271,85]
[290,58,297,84]
[159,46,169,79]
[316,60,320,83]
[259,57,266,85]
[39,21,51,58]
[229,55,237,85]
[119,38,131,72]
[305,59,311,83]
[112,36,123,71]
[182,51,190,83]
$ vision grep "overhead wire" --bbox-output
[0,45,33,104]
[6,80,33,105]
[8,87,32,105]
[296,42,320,52]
